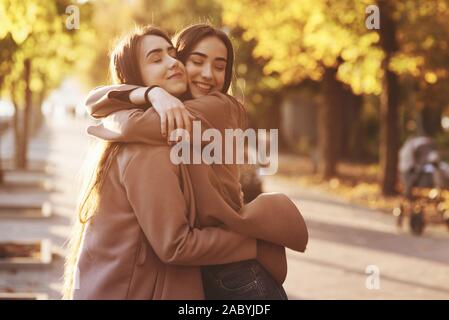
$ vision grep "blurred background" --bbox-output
[0,0,449,299]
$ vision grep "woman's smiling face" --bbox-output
[184,36,228,98]
[138,35,187,96]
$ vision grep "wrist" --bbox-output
[145,85,162,104]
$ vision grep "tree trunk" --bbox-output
[34,75,47,134]
[18,59,32,170]
[351,98,364,162]
[267,92,287,149]
[420,105,442,136]
[378,0,400,195]
[11,81,24,170]
[13,105,24,169]
[320,67,343,178]
[0,78,3,183]
[32,88,45,134]
[339,86,363,160]
[0,137,3,183]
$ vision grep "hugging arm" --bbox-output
[85,84,142,118]
[124,147,257,266]
[85,85,244,144]
[124,146,287,284]
[87,85,308,252]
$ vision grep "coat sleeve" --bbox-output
[85,86,245,144]
[183,92,246,131]
[122,146,257,266]
[85,84,244,130]
[86,108,166,145]
[85,84,143,119]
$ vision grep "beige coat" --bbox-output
[74,87,308,299]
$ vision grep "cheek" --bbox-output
[185,62,200,82]
[141,64,165,86]
[213,71,225,91]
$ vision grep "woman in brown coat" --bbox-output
[79,24,308,300]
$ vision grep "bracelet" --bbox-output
[144,85,160,105]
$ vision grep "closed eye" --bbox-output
[148,54,162,63]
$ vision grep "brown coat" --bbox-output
[74,86,308,299]
[74,144,258,299]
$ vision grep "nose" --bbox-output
[201,63,213,80]
[168,56,181,70]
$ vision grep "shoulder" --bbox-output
[218,93,247,129]
[197,92,243,110]
[117,144,178,178]
[186,92,247,128]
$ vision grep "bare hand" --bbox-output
[147,87,195,143]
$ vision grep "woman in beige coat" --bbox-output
[64,25,307,300]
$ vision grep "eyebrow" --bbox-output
[145,46,175,59]
[190,51,227,63]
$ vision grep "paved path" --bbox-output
[263,176,449,299]
[0,116,93,299]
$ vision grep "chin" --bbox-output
[190,87,208,98]
[189,90,201,99]
[167,84,187,97]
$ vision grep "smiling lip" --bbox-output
[193,81,213,92]
[168,72,183,80]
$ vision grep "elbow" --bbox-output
[159,253,188,266]
[118,120,132,139]
[294,210,309,253]
[297,229,309,253]
[84,86,111,119]
[297,216,309,252]
[156,244,188,265]
[291,197,309,253]
[158,255,177,265]
[84,101,96,118]
[157,249,178,265]
[85,96,101,119]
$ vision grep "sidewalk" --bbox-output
[0,116,93,299]
[264,176,449,299]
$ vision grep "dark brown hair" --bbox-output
[174,24,234,93]
[109,25,173,85]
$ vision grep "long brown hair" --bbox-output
[62,25,172,299]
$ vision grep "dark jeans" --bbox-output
[201,259,288,300]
